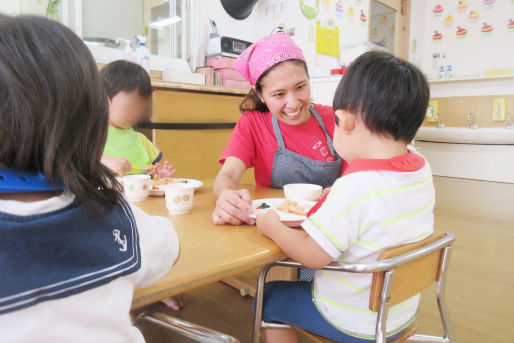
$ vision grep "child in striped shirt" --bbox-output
[256,51,433,343]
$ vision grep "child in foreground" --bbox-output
[0,15,179,342]
[256,51,434,343]
[100,60,175,178]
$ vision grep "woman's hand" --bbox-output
[154,161,176,178]
[101,155,132,176]
[256,209,281,237]
[212,188,255,226]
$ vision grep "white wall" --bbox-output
[409,0,514,80]
[194,0,371,77]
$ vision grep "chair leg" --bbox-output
[252,264,274,343]
[136,310,240,342]
[375,269,396,343]
[435,246,456,343]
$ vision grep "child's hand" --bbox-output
[161,295,186,311]
[256,209,281,237]
[154,161,176,178]
[101,155,132,176]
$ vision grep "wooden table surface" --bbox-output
[131,180,286,309]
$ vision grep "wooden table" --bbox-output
[131,180,286,309]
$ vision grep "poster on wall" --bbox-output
[426,0,514,79]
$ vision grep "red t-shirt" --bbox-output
[220,104,337,187]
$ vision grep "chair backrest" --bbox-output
[369,232,447,311]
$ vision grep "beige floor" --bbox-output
[139,176,514,343]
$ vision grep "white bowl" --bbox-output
[283,183,322,202]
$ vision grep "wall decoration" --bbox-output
[322,0,330,11]
[457,0,468,14]
[315,20,340,56]
[420,0,514,79]
[444,15,454,28]
[482,0,495,10]
[480,22,493,36]
[456,26,468,39]
[355,0,362,6]
[360,10,367,27]
[379,15,387,25]
[347,6,354,21]
[370,26,378,39]
[432,30,443,43]
[300,0,319,19]
[433,4,444,17]
[335,0,343,18]
[468,10,480,23]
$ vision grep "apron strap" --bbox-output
[271,114,286,149]
[310,106,338,157]
[272,105,337,155]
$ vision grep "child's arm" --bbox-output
[100,155,132,176]
[256,210,333,269]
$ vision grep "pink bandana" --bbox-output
[234,33,306,86]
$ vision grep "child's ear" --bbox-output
[335,109,355,135]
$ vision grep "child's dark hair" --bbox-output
[0,15,120,215]
[239,59,309,113]
[333,51,429,142]
[100,60,152,99]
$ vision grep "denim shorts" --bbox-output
[259,281,402,343]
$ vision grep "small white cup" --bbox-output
[164,183,195,214]
[283,183,323,201]
[122,175,150,202]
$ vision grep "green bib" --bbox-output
[103,126,159,174]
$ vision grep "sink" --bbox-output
[416,127,514,144]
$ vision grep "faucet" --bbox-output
[507,113,512,129]
[466,113,473,128]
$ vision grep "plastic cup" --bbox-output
[122,174,150,201]
[164,183,195,214]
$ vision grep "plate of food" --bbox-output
[149,178,203,196]
[250,198,316,227]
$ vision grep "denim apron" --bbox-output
[270,106,342,189]
[269,106,342,280]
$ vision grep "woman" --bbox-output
[212,33,343,226]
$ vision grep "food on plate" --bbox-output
[256,202,271,209]
[276,200,313,216]
[150,178,188,186]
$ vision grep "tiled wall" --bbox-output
[423,95,514,128]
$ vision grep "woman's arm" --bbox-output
[212,157,255,225]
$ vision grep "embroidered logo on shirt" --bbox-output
[113,228,127,252]
[312,140,322,150]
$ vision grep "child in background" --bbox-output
[100,60,175,178]
[0,15,179,343]
[256,51,433,343]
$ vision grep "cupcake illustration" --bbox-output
[457,0,468,14]
[483,0,495,10]
[348,6,355,21]
[355,0,362,6]
[360,10,367,26]
[433,4,444,17]
[456,26,468,39]
[508,19,514,33]
[335,0,343,18]
[481,22,493,36]
[322,0,329,11]
[432,30,443,43]
[379,15,388,25]
[468,10,480,23]
[443,15,454,28]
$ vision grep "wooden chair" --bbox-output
[253,232,456,343]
